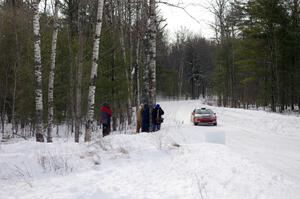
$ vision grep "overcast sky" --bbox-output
[40,0,215,41]
[158,0,215,41]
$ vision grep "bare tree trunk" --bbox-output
[11,0,20,135]
[33,0,44,142]
[267,28,278,112]
[47,0,59,143]
[230,28,236,108]
[65,24,76,134]
[111,50,117,132]
[128,0,133,125]
[75,2,85,143]
[1,69,8,136]
[85,0,104,142]
[148,0,157,131]
[44,0,47,14]
[135,0,141,107]
[117,0,132,127]
[142,1,150,106]
[11,62,17,134]
[109,2,117,132]
[143,33,150,105]
[178,57,184,99]
[290,0,298,111]
[148,0,156,104]
[65,0,77,133]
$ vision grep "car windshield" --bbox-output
[195,109,213,114]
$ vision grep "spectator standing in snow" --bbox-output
[152,104,164,131]
[100,103,112,136]
[141,104,150,132]
[136,104,144,133]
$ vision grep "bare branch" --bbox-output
[157,1,201,24]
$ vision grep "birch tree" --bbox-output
[33,0,44,142]
[148,0,157,130]
[47,0,59,143]
[85,0,105,142]
[142,1,150,105]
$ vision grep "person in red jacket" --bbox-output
[100,103,112,136]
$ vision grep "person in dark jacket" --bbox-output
[141,104,150,132]
[100,103,112,136]
[152,104,164,131]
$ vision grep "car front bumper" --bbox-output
[194,118,217,125]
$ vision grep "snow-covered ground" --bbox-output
[0,100,299,199]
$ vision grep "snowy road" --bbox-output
[160,100,300,188]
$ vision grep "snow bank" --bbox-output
[0,99,299,198]
[0,132,298,199]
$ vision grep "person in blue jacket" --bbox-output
[141,104,150,132]
[152,104,164,131]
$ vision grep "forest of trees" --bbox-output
[0,0,160,141]
[210,0,300,112]
[0,0,299,142]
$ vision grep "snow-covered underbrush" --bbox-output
[0,130,178,187]
[37,150,74,174]
[0,140,84,186]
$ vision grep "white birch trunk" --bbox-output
[148,0,157,106]
[44,0,48,14]
[47,0,59,143]
[33,0,44,142]
[85,0,105,142]
[142,0,150,105]
[143,29,150,105]
[148,0,157,131]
